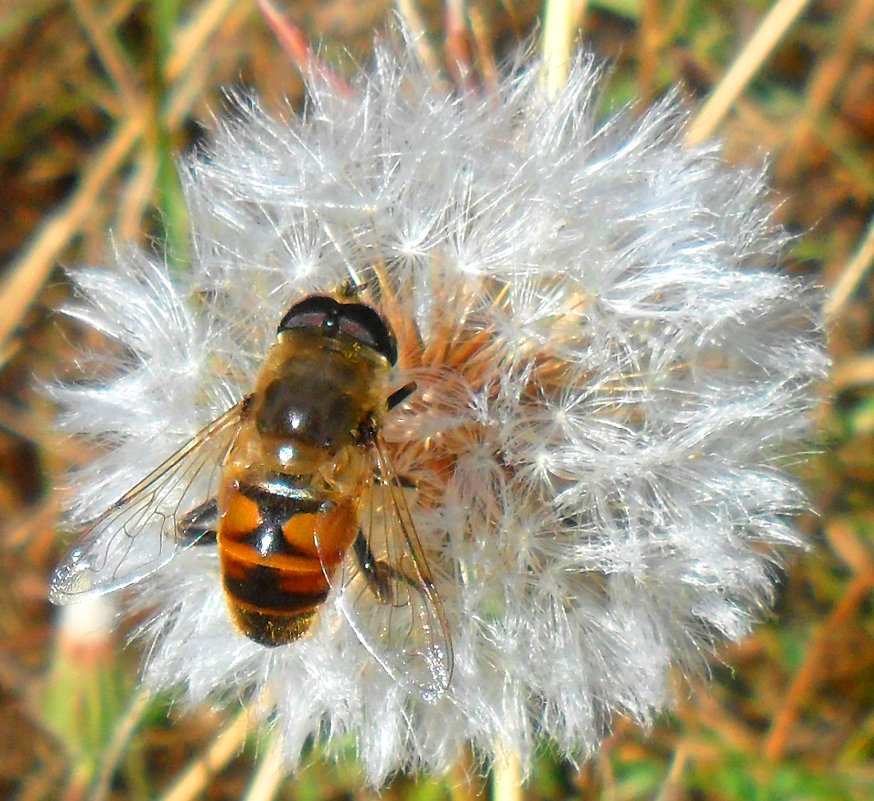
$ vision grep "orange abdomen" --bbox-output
[217,476,359,646]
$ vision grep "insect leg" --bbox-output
[386,382,416,411]
[373,472,417,490]
[353,526,424,605]
[353,528,393,603]
[356,380,417,446]
[177,498,219,545]
[353,526,427,610]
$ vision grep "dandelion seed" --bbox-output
[50,38,827,783]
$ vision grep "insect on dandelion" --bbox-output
[50,36,828,783]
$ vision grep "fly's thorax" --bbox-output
[251,329,392,473]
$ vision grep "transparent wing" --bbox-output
[329,436,453,701]
[50,399,249,604]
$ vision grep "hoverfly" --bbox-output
[50,294,453,697]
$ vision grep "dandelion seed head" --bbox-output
[52,36,828,783]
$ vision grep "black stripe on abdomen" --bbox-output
[223,563,329,613]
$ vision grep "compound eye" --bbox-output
[338,304,398,365]
[277,296,339,334]
[277,295,398,364]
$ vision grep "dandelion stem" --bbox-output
[686,0,812,144]
[255,0,353,96]
[541,0,587,96]
[395,0,449,90]
[69,0,142,104]
[468,4,498,91]
[0,114,144,356]
[825,210,874,321]
[156,707,252,801]
[764,572,873,760]
[0,0,236,356]
[492,747,522,801]
[166,0,238,81]
[241,731,285,801]
[87,688,152,801]
[653,743,689,801]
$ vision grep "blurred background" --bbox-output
[1,1,872,799]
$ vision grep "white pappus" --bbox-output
[49,38,828,784]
